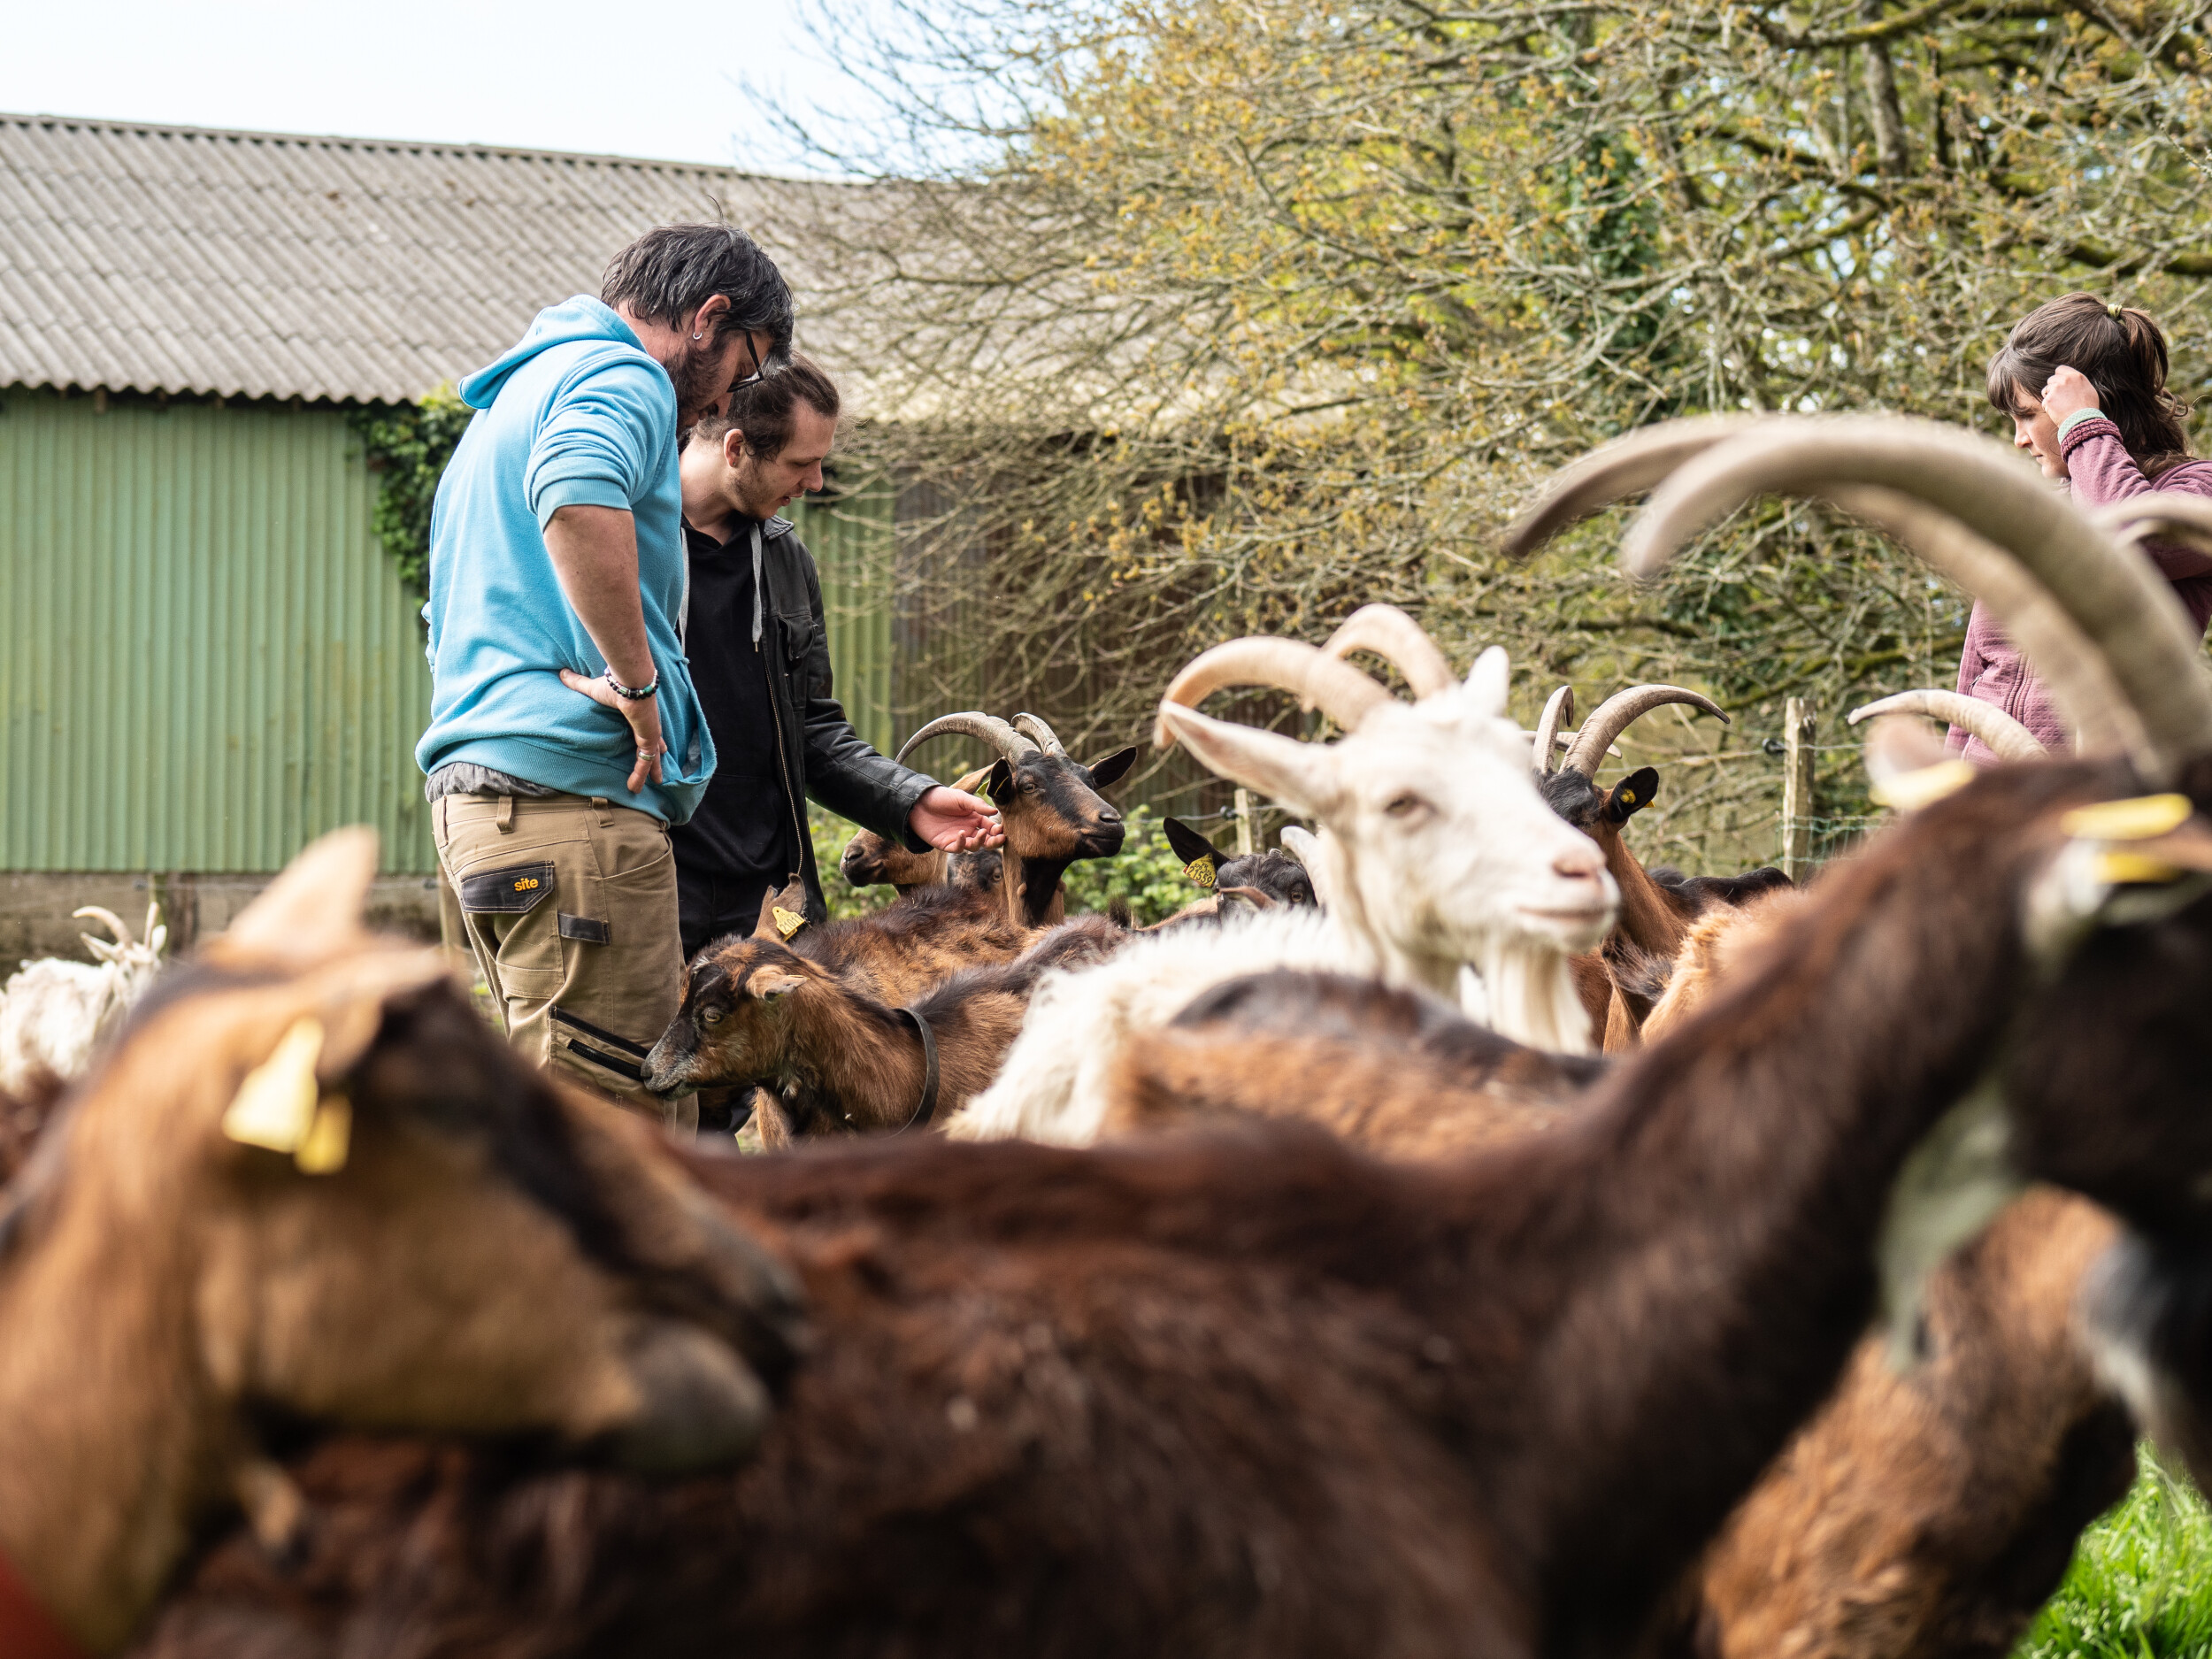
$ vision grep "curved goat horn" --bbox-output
[1617,417,2212,783]
[1847,689,2047,764]
[1824,485,2138,760]
[1320,605,1458,700]
[2094,493,2212,563]
[71,905,134,948]
[1011,712,1069,757]
[1562,685,1729,776]
[1155,638,1394,749]
[896,712,1035,767]
[1530,686,1574,775]
[1502,416,1763,559]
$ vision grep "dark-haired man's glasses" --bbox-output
[730,333,765,392]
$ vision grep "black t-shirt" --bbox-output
[668,519,795,887]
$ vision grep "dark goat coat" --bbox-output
[133,759,2212,1659]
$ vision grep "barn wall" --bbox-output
[0,386,437,873]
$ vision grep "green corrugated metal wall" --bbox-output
[788,481,895,757]
[0,387,437,872]
[0,387,902,874]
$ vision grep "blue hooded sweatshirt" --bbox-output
[415,296,714,824]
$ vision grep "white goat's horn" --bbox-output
[1319,605,1457,700]
[1502,416,1764,558]
[1562,685,1729,776]
[1155,638,1394,749]
[1847,690,2047,763]
[1620,418,2212,782]
[2094,493,2212,563]
[1530,686,1573,775]
[896,712,1035,767]
[1011,712,1069,758]
[71,905,133,948]
[1825,486,2138,760]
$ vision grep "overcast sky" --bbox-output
[0,0,866,173]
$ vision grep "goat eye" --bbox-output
[700,1006,726,1027]
[1386,794,1428,818]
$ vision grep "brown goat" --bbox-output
[839,765,1004,896]
[131,757,2212,1659]
[897,710,1135,926]
[726,880,1043,1010]
[1125,952,2134,1659]
[647,916,1126,1137]
[0,829,802,1655]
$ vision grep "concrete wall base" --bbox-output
[0,871,444,965]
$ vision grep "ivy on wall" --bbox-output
[349,385,474,600]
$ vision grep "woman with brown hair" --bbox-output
[1962,292,2212,757]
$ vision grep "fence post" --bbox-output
[1233,787,1256,856]
[1780,698,1816,879]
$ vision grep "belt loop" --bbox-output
[591,795,613,827]
[434,795,446,841]
[496,794,515,833]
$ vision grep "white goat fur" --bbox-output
[950,648,1616,1143]
[0,905,165,1099]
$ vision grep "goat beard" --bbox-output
[1462,944,1595,1056]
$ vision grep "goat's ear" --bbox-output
[208,826,380,971]
[1163,817,1224,872]
[1464,646,1510,720]
[749,968,806,1002]
[1604,767,1661,825]
[984,758,1015,803]
[1084,747,1139,790]
[1156,704,1342,819]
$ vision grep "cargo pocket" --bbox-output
[549,1006,649,1085]
[458,860,565,1004]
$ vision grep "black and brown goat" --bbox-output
[0,829,801,1656]
[726,879,1044,1011]
[127,415,2212,1659]
[897,710,1135,926]
[1156,815,1318,921]
[646,917,1125,1138]
[1532,684,1791,1047]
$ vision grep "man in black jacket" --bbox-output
[672,357,1000,958]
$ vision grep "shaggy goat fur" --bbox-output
[131,757,2212,1659]
[736,882,1044,1010]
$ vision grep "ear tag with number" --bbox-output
[1870,759,1976,812]
[772,906,806,940]
[1185,855,1217,889]
[222,1018,326,1156]
[2058,794,2193,841]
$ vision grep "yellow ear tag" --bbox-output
[772,906,806,940]
[1185,855,1217,889]
[2059,793,2193,841]
[293,1097,352,1175]
[222,1018,326,1155]
[1869,759,1977,812]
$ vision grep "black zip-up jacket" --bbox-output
[694,511,934,924]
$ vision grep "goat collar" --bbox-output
[891,1007,941,1129]
[0,1550,86,1659]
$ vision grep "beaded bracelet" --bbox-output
[603,666,659,701]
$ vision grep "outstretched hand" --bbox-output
[910,786,1004,853]
[2039,365,2101,426]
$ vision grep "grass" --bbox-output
[2017,1448,2212,1659]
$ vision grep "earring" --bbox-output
[692,331,704,341]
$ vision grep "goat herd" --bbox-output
[5,412,2212,1657]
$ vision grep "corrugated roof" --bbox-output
[0,112,827,403]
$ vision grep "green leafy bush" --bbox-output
[349,385,476,601]
[2016,1448,2212,1659]
[809,804,897,920]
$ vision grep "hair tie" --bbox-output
[2108,301,2124,319]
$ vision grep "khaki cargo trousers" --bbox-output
[434,792,684,1117]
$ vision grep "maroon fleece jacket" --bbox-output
[1949,414,2212,761]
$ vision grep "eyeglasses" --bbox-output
[730,332,764,393]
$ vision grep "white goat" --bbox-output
[948,611,1615,1143]
[0,903,167,1101]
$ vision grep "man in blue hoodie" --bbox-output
[419,224,794,1107]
